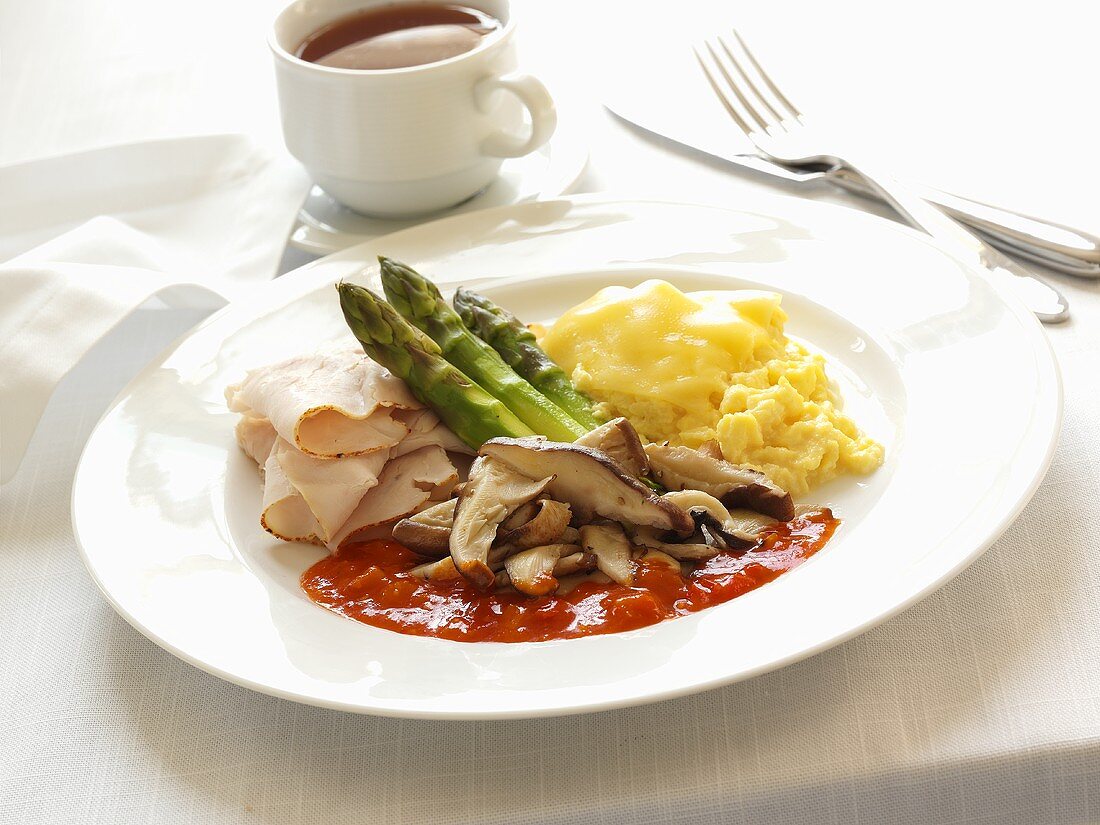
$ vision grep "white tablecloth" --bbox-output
[3,1,1100,822]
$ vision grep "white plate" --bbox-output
[72,195,1061,719]
[287,102,590,256]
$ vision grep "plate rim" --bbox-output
[71,193,1063,718]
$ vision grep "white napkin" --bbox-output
[0,134,311,483]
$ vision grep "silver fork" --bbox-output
[694,31,1070,324]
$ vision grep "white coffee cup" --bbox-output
[270,0,556,218]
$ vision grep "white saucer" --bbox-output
[288,104,590,256]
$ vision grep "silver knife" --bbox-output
[604,100,1100,278]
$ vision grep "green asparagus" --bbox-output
[378,257,588,442]
[337,282,535,449]
[452,287,601,429]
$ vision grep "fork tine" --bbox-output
[715,34,786,127]
[729,29,801,119]
[700,40,771,133]
[691,45,754,135]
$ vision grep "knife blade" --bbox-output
[604,97,1100,278]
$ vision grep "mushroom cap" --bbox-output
[555,570,612,594]
[504,543,577,596]
[480,437,694,536]
[696,439,724,460]
[579,523,635,585]
[661,489,774,550]
[408,555,463,582]
[497,498,572,550]
[632,525,724,561]
[391,498,457,557]
[553,550,597,577]
[500,499,540,532]
[645,443,794,520]
[638,548,681,572]
[573,417,649,478]
[449,456,554,589]
[661,489,729,524]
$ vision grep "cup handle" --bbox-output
[475,72,557,158]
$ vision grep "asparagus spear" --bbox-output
[378,257,588,442]
[452,287,600,429]
[337,283,534,449]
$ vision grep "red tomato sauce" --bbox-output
[301,509,838,642]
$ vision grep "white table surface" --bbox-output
[3,1,1100,822]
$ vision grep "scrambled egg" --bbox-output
[541,280,884,496]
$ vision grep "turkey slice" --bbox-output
[332,446,459,549]
[391,408,473,458]
[235,415,278,467]
[273,438,389,545]
[226,346,419,458]
[260,451,321,544]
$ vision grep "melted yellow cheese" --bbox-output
[542,280,884,495]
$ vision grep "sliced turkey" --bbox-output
[332,446,459,548]
[235,415,278,467]
[391,408,473,457]
[226,345,418,458]
[273,439,389,545]
[260,451,321,544]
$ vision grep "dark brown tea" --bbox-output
[297,3,501,70]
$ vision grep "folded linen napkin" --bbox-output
[0,134,311,483]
